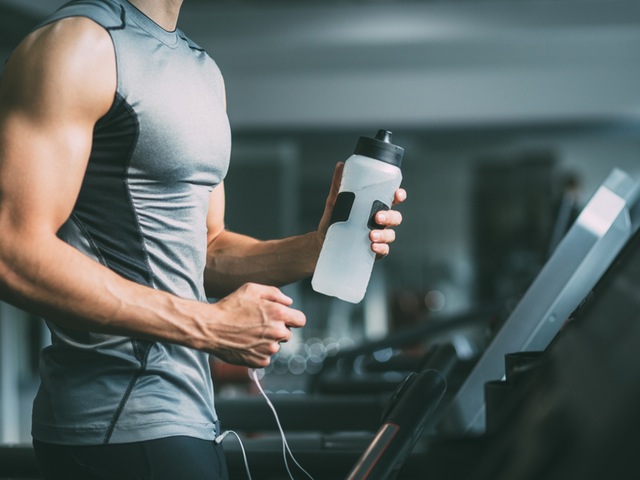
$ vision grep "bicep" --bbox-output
[0,109,93,234]
[0,18,116,235]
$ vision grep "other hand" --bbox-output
[317,162,407,259]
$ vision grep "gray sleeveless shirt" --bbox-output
[31,0,231,445]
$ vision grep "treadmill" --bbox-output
[438,167,640,435]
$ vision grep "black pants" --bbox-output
[33,436,229,480]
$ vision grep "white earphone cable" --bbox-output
[250,368,315,480]
[214,430,253,480]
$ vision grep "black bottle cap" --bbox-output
[353,130,404,167]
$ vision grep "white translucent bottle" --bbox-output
[312,130,404,303]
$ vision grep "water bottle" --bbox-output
[312,130,404,303]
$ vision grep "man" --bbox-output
[0,0,406,478]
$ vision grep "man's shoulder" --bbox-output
[36,0,124,32]
[28,16,114,62]
[2,13,116,121]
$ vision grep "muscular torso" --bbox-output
[29,0,231,445]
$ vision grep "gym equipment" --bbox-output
[346,369,446,480]
[438,168,640,435]
[420,194,640,480]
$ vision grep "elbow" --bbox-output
[0,227,48,309]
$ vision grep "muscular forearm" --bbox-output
[204,229,322,298]
[0,231,206,348]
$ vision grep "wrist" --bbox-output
[307,231,323,275]
[164,294,216,353]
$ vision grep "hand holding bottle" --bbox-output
[313,130,405,303]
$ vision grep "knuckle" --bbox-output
[267,301,285,318]
[255,357,270,368]
[278,325,293,341]
[268,285,282,296]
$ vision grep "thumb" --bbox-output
[327,162,344,206]
[318,162,344,237]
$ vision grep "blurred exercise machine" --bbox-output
[439,168,640,435]
[421,183,640,480]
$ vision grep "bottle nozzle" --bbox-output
[354,129,403,167]
[375,130,393,143]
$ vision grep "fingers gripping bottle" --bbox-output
[312,130,404,303]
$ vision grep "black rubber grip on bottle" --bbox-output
[329,191,356,226]
[367,200,389,230]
